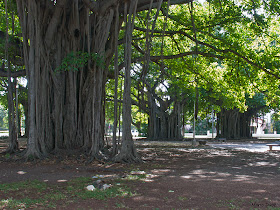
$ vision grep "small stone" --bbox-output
[130,170,145,175]
[102,184,112,190]
[86,185,95,191]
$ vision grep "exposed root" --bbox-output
[4,145,19,155]
[22,148,46,161]
[87,151,108,164]
[113,152,142,164]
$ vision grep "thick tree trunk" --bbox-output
[147,98,183,140]
[16,0,118,159]
[217,108,252,140]
[15,0,189,161]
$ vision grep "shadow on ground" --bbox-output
[0,139,280,209]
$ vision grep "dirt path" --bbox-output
[1,139,280,209]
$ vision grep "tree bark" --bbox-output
[114,1,141,163]
[112,3,121,156]
[15,0,190,161]
[16,0,119,159]
[217,108,254,140]
[5,0,18,154]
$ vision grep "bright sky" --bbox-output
[196,0,206,4]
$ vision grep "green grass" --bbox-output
[0,177,135,209]
[0,198,52,209]
[178,196,188,201]
[217,199,244,209]
[115,202,128,208]
[0,180,47,192]
[123,174,147,181]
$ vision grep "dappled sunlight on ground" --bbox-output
[132,141,280,208]
[1,140,280,209]
[209,142,280,152]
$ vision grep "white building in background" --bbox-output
[251,117,266,134]
[251,112,273,135]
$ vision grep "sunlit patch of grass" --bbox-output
[124,174,147,180]
[0,197,52,209]
[1,198,25,209]
[178,196,188,201]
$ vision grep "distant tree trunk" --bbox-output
[6,68,18,153]
[147,97,183,140]
[216,108,252,140]
[5,0,18,154]
[112,3,120,156]
[182,110,185,137]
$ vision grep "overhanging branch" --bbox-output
[0,63,26,77]
[137,0,192,11]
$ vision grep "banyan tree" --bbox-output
[15,0,190,161]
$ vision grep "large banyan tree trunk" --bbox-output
[147,96,183,141]
[16,0,119,158]
[216,108,254,140]
[16,0,190,160]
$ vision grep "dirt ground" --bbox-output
[1,138,280,209]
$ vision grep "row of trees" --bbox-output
[1,0,279,162]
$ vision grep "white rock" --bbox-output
[86,185,96,191]
[130,170,145,175]
[102,184,111,190]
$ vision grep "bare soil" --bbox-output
[1,138,280,209]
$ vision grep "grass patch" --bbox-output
[0,176,135,209]
[0,180,47,192]
[67,177,135,200]
[123,174,147,181]
[217,199,244,209]
[178,196,188,201]
[115,202,129,208]
[0,197,50,209]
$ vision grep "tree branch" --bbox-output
[133,51,223,63]
[0,63,26,77]
[136,0,192,11]
[134,26,280,79]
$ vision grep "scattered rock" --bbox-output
[102,184,112,190]
[130,170,145,175]
[92,175,104,179]
[87,179,112,191]
[86,185,95,191]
